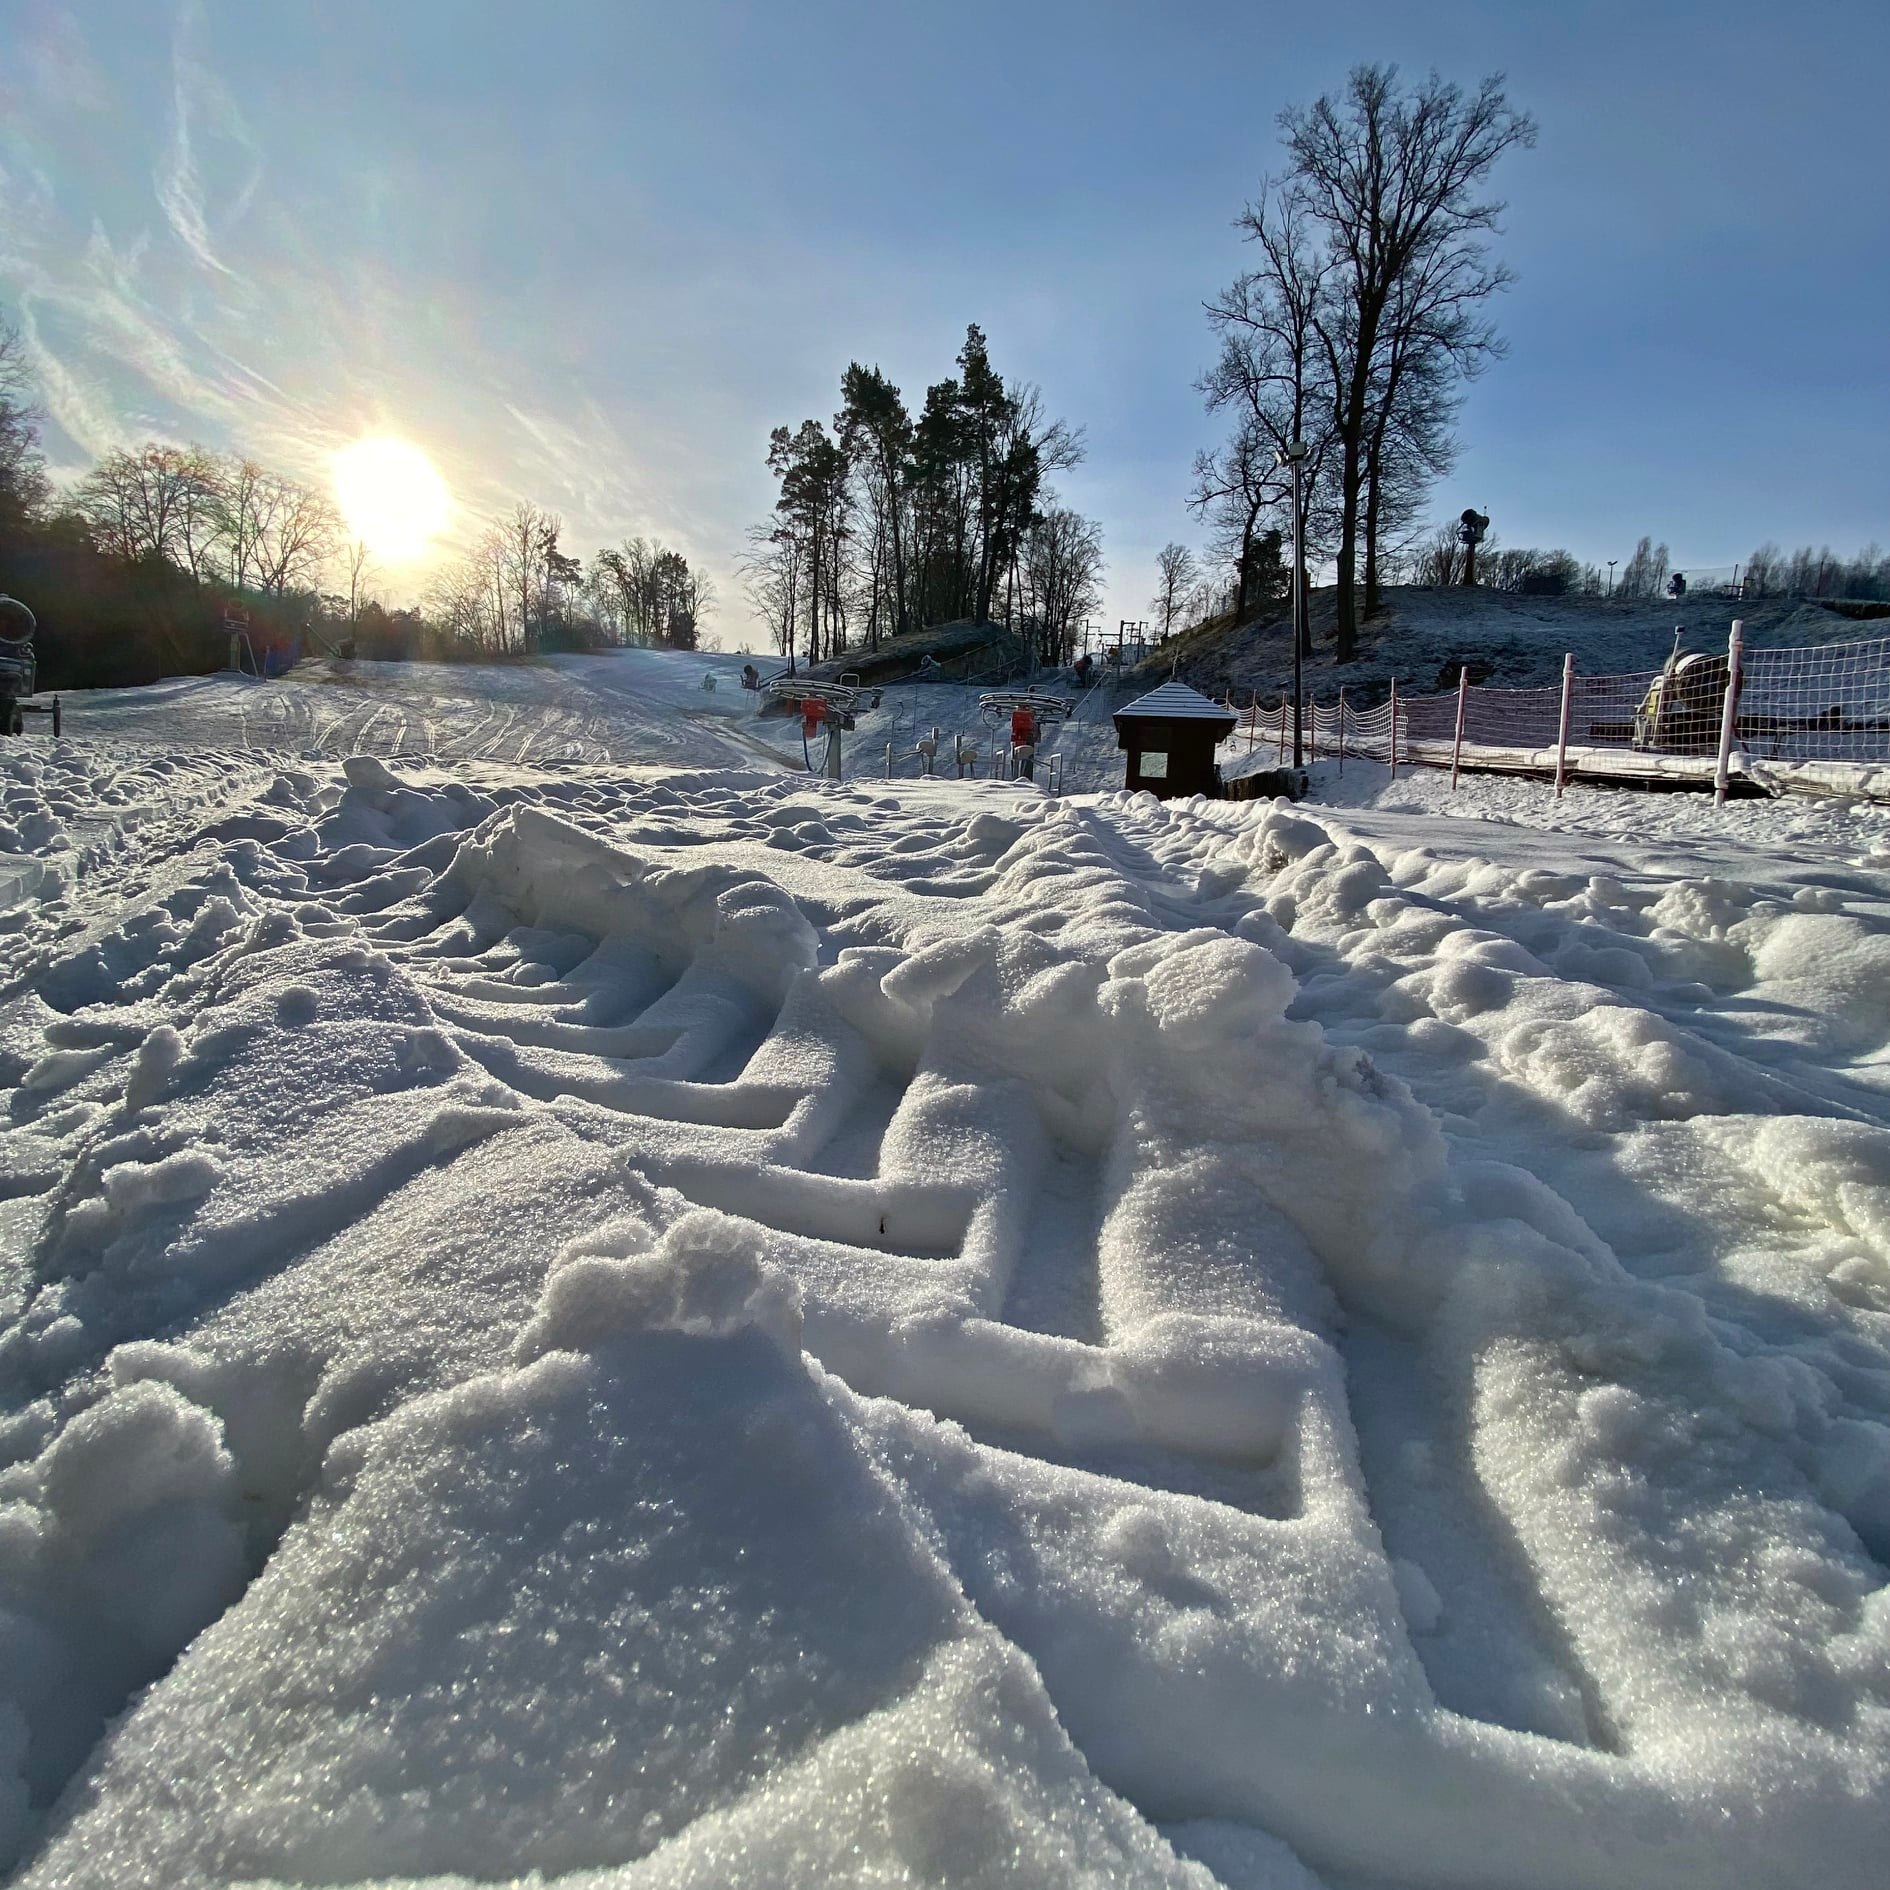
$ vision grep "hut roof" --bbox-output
[1114,681,1237,726]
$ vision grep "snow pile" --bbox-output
[1,727,1887,1887]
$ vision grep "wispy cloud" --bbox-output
[155,0,262,282]
[0,2,757,608]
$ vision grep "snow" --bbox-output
[1,648,1887,1887]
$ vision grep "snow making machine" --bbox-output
[0,595,59,739]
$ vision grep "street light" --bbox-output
[1276,439,1310,768]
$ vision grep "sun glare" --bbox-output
[332,436,451,563]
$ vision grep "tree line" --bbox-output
[1741,544,1890,603]
[423,508,712,658]
[1401,529,1890,603]
[744,324,1104,671]
[0,311,714,684]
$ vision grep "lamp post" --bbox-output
[1276,439,1309,767]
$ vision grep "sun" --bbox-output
[331,436,451,563]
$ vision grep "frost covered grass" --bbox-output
[1,672,1888,1886]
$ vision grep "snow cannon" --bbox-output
[1457,509,1491,587]
[954,736,979,778]
[1634,649,1733,755]
[0,594,60,739]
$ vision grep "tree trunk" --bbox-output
[807,529,820,669]
[885,459,909,638]
[1333,423,1362,663]
[1362,432,1383,622]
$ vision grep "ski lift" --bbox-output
[976,688,1074,733]
[764,675,858,716]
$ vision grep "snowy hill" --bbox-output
[1,650,1887,1888]
[1156,582,1875,705]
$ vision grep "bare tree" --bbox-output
[75,445,221,569]
[1021,506,1104,667]
[498,502,556,653]
[1284,66,1535,658]
[1618,535,1670,600]
[1412,522,1465,586]
[346,540,376,630]
[1188,421,1289,628]
[1151,543,1200,640]
[739,522,803,668]
[1200,181,1337,650]
[245,471,341,597]
[0,313,48,529]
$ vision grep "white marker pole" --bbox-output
[1451,665,1469,790]
[1554,653,1574,799]
[1714,620,1745,805]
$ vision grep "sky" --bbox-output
[1,0,1886,647]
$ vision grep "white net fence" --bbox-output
[1229,625,1890,793]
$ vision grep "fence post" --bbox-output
[1389,679,1399,781]
[1450,665,1469,789]
[1554,653,1574,799]
[1309,694,1318,763]
[1247,688,1258,752]
[1278,697,1287,758]
[884,742,893,779]
[1336,685,1346,776]
[1714,619,1745,804]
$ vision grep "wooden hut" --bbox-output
[1112,681,1238,799]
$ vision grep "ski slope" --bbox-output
[51,650,1132,791]
[54,650,791,772]
[1,651,1887,1889]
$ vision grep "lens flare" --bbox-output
[332,436,451,563]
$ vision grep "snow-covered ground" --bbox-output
[1,652,1887,1888]
[48,651,1127,792]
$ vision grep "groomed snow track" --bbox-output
[0,732,1886,1888]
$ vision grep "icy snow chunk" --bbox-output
[517,1210,803,1362]
[122,1023,183,1110]
[341,753,401,794]
[98,1149,222,1215]
[38,1381,235,1557]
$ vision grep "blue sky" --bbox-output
[1,0,1885,644]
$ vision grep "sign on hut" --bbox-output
[1112,681,1238,799]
